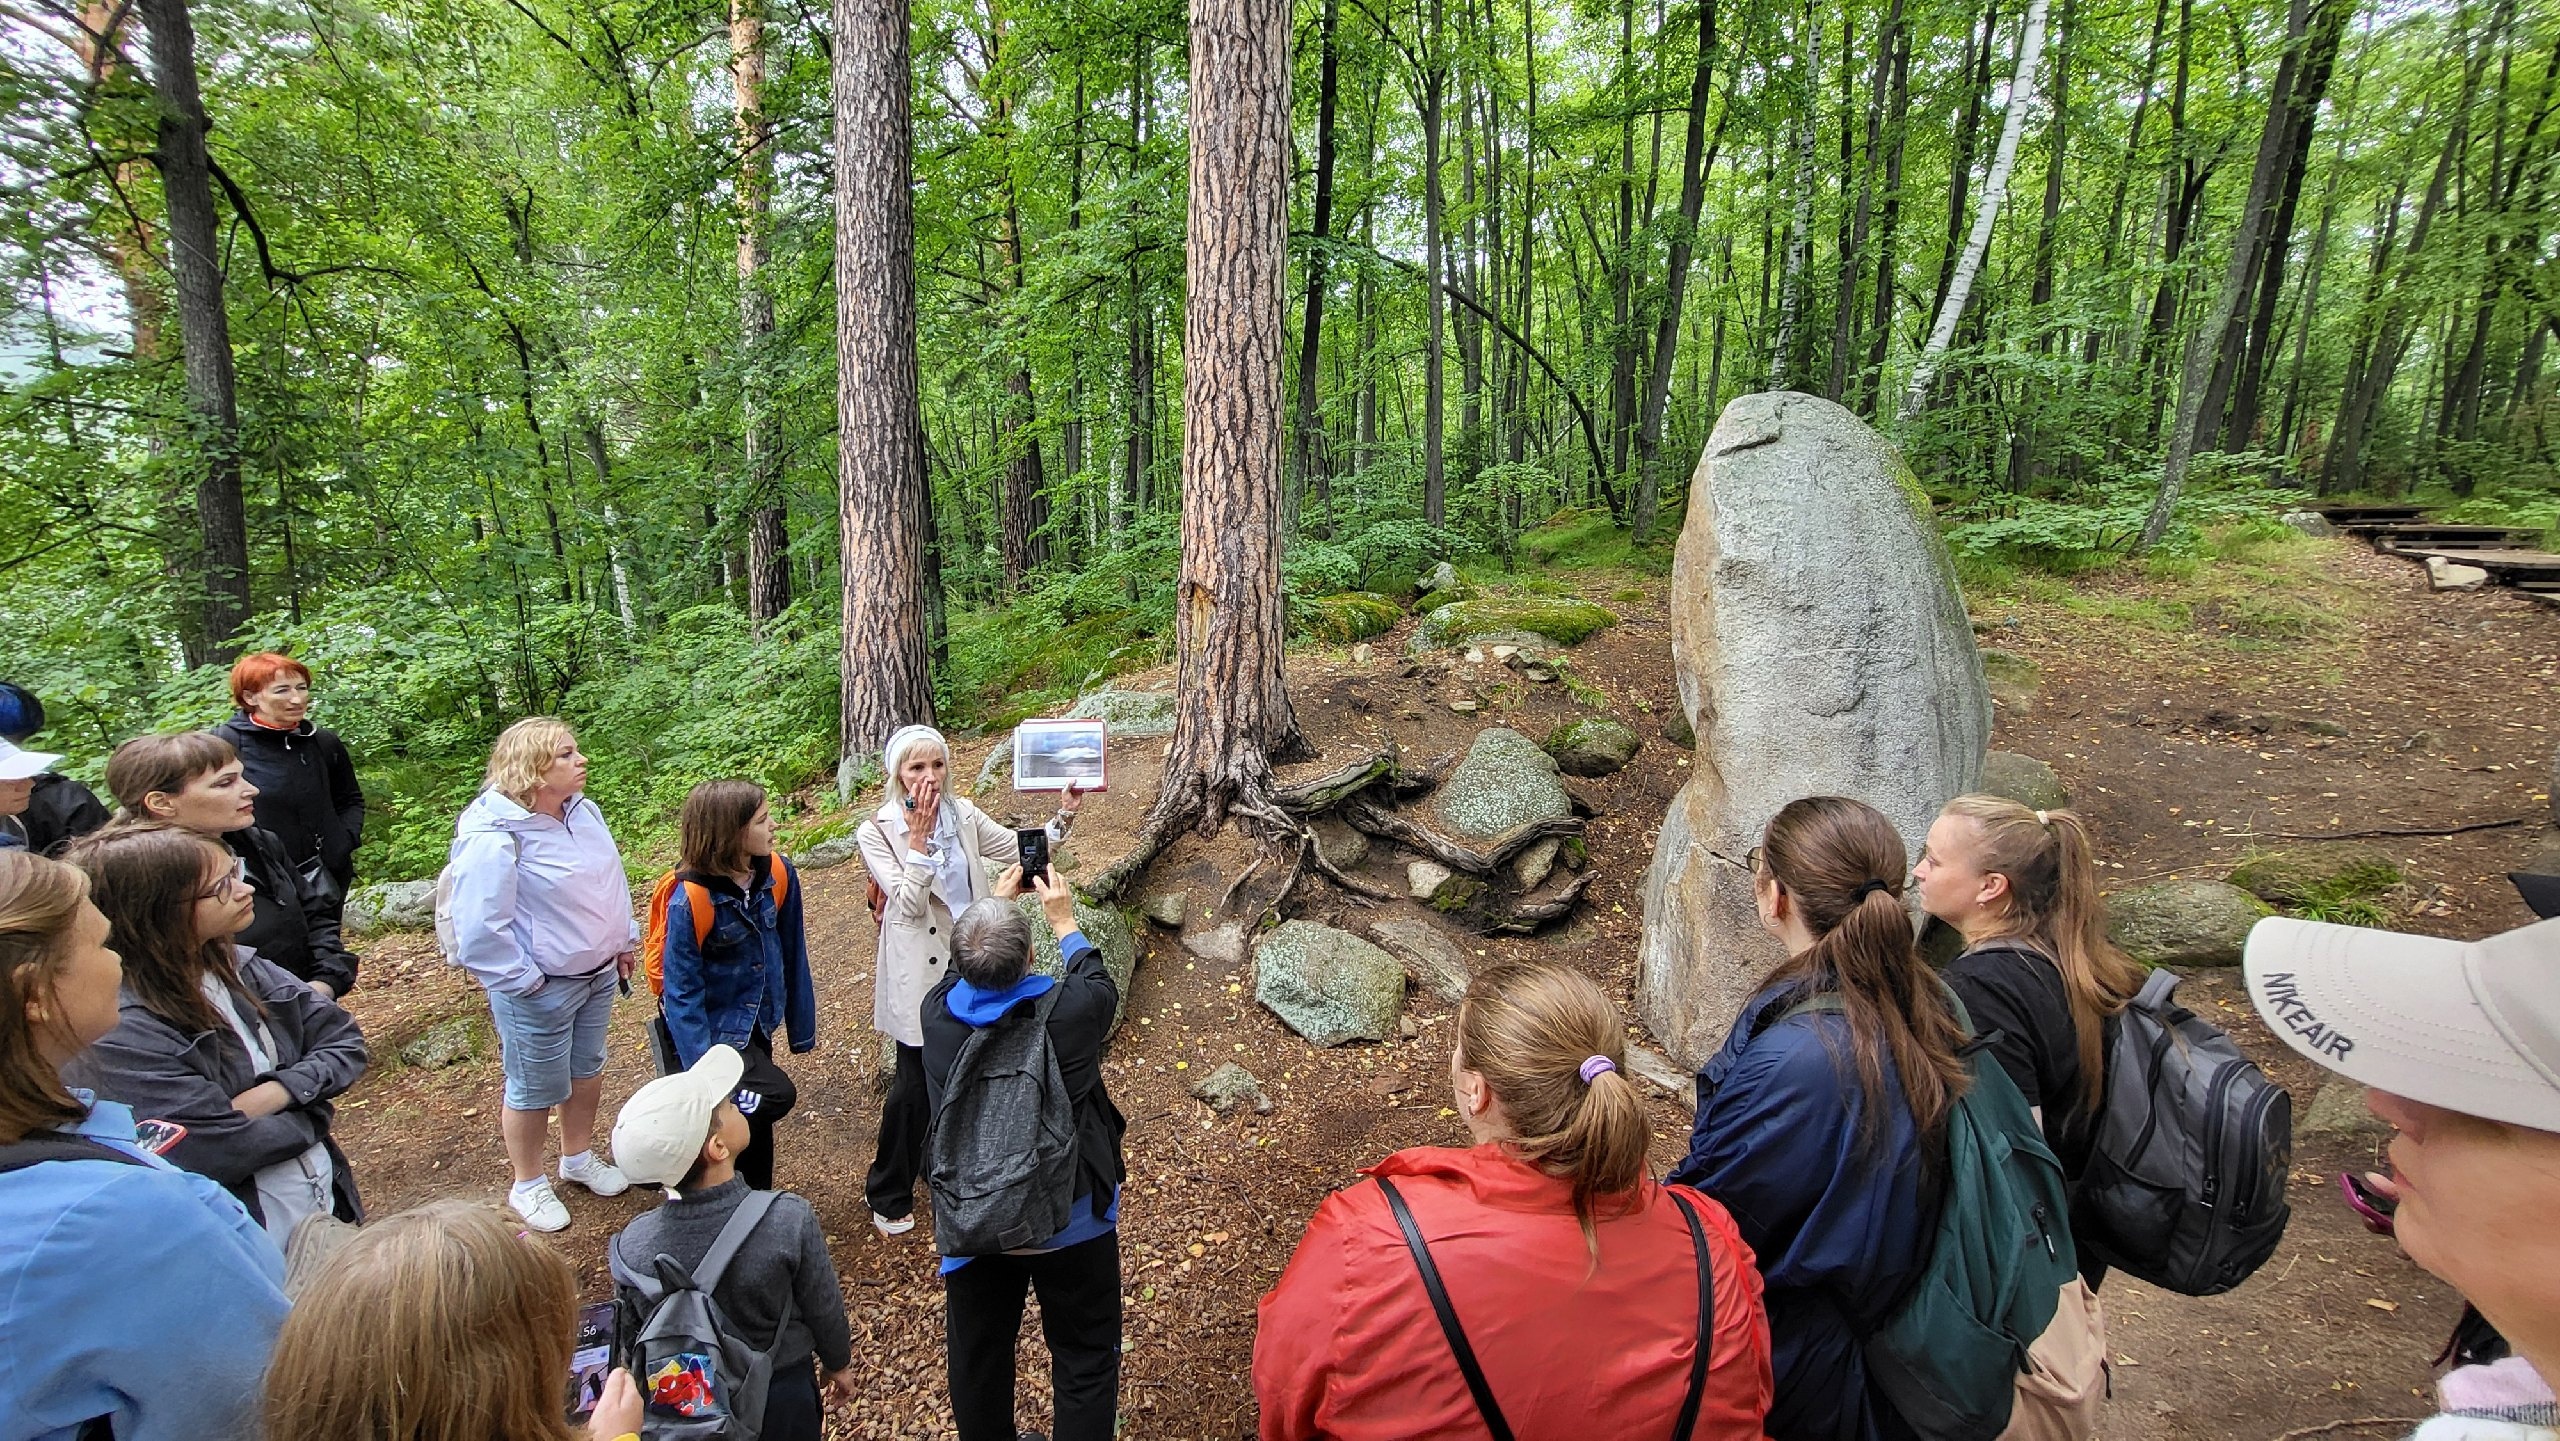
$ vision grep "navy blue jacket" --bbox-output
[1669,981,1943,1441]
[659,856,816,1067]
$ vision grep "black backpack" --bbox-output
[2073,968,2292,1295]
[610,1190,796,1441]
[925,985,1078,1257]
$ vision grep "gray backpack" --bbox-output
[2073,968,2292,1295]
[610,1189,795,1440]
[926,984,1078,1256]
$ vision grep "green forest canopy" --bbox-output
[2,0,2554,879]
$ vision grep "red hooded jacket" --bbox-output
[1255,1144,1774,1440]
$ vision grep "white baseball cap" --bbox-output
[610,1044,745,1188]
[0,737,60,782]
[2244,914,2560,1133]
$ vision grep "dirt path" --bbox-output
[330,536,2556,1440]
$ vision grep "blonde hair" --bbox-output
[262,1200,580,1441]
[1455,963,1651,1256]
[1939,794,2145,1106]
[483,718,577,808]
[0,850,93,1141]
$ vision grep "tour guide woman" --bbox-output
[217,652,365,916]
[445,718,638,1233]
[855,723,1083,1237]
[0,848,289,1441]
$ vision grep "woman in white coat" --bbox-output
[856,724,1081,1236]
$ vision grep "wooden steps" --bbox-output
[2322,504,2560,610]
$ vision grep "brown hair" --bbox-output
[228,652,313,709]
[678,779,767,878]
[1938,795,2145,1105]
[0,851,94,1142]
[262,1199,581,1441]
[1759,796,1971,1150]
[1455,963,1652,1256]
[102,731,239,819]
[483,718,577,808]
[59,824,248,1037]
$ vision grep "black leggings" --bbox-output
[942,1230,1122,1441]
[733,1033,797,1191]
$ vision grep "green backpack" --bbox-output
[1784,991,2076,1440]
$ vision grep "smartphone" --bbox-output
[2339,1171,2396,1236]
[133,1119,187,1155]
[1016,828,1050,884]
[567,1301,614,1420]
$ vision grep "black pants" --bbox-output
[943,1230,1122,1441]
[760,1360,822,1441]
[865,1041,927,1219]
[735,1033,797,1192]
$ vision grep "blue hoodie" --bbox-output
[0,1096,289,1441]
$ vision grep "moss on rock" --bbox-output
[2225,845,2403,909]
[1296,591,1402,643]
[1415,595,1617,649]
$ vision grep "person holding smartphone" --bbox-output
[855,723,1084,1238]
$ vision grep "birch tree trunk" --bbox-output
[834,0,937,754]
[1899,0,2050,422]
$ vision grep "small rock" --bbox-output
[1514,837,1561,890]
[1522,664,1558,683]
[343,879,437,937]
[1449,699,1481,714]
[1490,644,1520,661]
[1184,922,1248,968]
[398,1015,482,1070]
[1623,1042,1697,1108]
[1311,816,1369,870]
[1978,751,2071,812]
[1420,560,1463,595]
[1365,1072,1412,1097]
[1142,891,1189,928]
[2294,717,2350,737]
[1546,718,1641,778]
[1662,705,1696,749]
[1398,1015,1421,1038]
[1367,916,1475,1003]
[1464,647,1486,664]
[1407,860,1456,902]
[1352,643,1374,663]
[2427,556,2490,592]
[2226,845,2401,908]
[797,831,865,872]
[1191,1062,1275,1115]
[1253,921,1409,1047]
[2104,880,2272,967]
[1546,917,1599,950]
[2279,510,2339,539]
[2300,1079,2389,1136]
[2401,730,2441,754]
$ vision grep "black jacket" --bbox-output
[22,772,109,856]
[62,946,368,1227]
[921,932,1127,1208]
[218,713,364,893]
[225,826,360,995]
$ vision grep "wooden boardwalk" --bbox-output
[2313,504,2560,609]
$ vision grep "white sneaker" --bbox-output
[559,1153,630,1197]
[872,1211,916,1237]
[510,1177,571,1232]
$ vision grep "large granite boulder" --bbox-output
[1020,896,1140,1032]
[344,879,436,938]
[2105,880,2270,967]
[1639,393,1991,1064]
[1067,686,1178,736]
[1254,921,1407,1046]
[1412,597,1616,651]
[1432,727,1573,844]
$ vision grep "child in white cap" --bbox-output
[608,1046,856,1441]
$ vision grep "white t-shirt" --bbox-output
[201,974,335,1241]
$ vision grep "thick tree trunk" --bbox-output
[1631,0,1720,543]
[734,0,790,628]
[1293,0,1341,509]
[139,0,250,664]
[2224,0,2348,452]
[1151,0,1305,842]
[1901,0,2050,420]
[834,0,937,753]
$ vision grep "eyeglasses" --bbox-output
[1708,845,1765,874]
[195,856,251,902]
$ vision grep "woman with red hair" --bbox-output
[216,653,364,921]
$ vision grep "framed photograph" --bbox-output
[1013,717,1109,793]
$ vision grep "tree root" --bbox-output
[1338,797,1583,875]
[1486,873,1595,934]
[1272,747,1400,811]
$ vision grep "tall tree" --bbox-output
[138,0,250,664]
[733,0,791,627]
[835,0,937,752]
[1292,0,1342,509]
[1630,0,1721,542]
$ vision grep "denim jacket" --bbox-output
[659,855,815,1067]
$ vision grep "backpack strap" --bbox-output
[1667,1190,1716,1441]
[0,1133,148,1177]
[683,881,716,949]
[770,857,792,911]
[2133,967,2179,1010]
[691,1188,781,1294]
[1376,1175,1516,1441]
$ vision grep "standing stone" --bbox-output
[1639,394,1992,1064]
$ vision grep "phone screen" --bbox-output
[1017,828,1050,883]
[132,1119,187,1155]
[567,1301,614,1420]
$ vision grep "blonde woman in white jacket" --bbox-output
[855,724,1082,1236]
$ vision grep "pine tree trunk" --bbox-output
[1768,0,1819,392]
[1421,0,1448,525]
[1828,0,1897,402]
[834,0,937,753]
[1631,0,1720,543]
[1862,19,1911,414]
[734,0,791,628]
[1901,0,2050,420]
[1293,0,1341,511]
[139,0,251,665]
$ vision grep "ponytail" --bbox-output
[1759,797,1971,1152]
[1939,794,2145,1106]
[1455,964,1653,1259]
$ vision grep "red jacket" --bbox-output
[1255,1144,1774,1441]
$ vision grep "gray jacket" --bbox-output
[611,1177,853,1375]
[62,947,368,1226]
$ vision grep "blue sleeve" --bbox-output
[659,885,714,1069]
[1670,1027,1866,1293]
[779,860,817,1053]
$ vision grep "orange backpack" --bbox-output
[639,862,793,997]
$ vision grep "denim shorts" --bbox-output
[484,967,618,1110]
